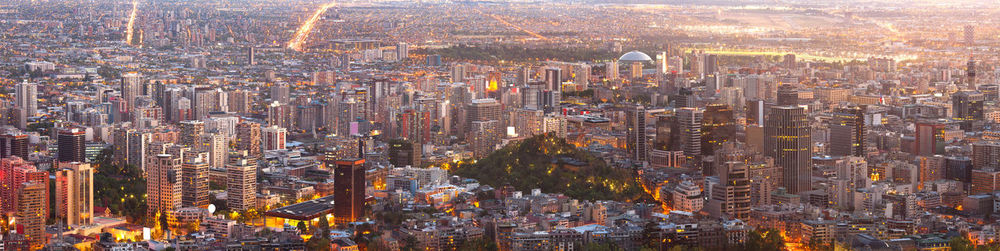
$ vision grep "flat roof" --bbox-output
[264,195,336,221]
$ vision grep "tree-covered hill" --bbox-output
[452,133,650,202]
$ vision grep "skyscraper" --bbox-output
[333,158,365,225]
[181,156,210,208]
[625,105,647,162]
[179,120,205,147]
[953,91,984,122]
[15,82,37,119]
[829,106,866,157]
[235,122,262,157]
[17,181,46,250]
[701,104,735,156]
[147,154,182,217]
[58,128,86,163]
[0,157,48,215]
[227,158,257,212]
[0,133,29,159]
[270,83,291,104]
[915,121,946,156]
[765,106,812,194]
[121,72,142,112]
[776,84,799,106]
[676,107,703,159]
[54,162,94,226]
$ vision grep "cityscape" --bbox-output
[0,0,998,250]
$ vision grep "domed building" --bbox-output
[619,50,653,63]
[619,50,651,79]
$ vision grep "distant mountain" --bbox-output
[452,133,651,202]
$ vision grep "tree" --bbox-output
[457,238,498,251]
[641,221,662,249]
[743,228,784,251]
[305,236,331,251]
[159,211,170,238]
[296,221,308,234]
[316,215,331,237]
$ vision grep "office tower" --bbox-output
[121,72,142,112]
[829,106,866,157]
[677,107,703,159]
[702,54,718,75]
[971,169,1000,195]
[914,121,946,156]
[671,87,695,108]
[701,104,735,156]
[147,154,181,217]
[426,54,442,66]
[765,106,812,194]
[0,157,48,215]
[974,141,1000,170]
[15,82,37,119]
[0,133,28,159]
[17,181,46,250]
[235,122,262,157]
[467,99,501,125]
[199,133,228,170]
[247,47,256,65]
[178,120,204,147]
[746,99,765,127]
[333,158,365,225]
[625,105,647,162]
[54,162,94,226]
[270,83,291,104]
[776,84,799,106]
[544,68,561,91]
[227,158,256,212]
[389,139,421,167]
[58,128,86,163]
[953,91,985,121]
[783,54,796,69]
[708,161,750,220]
[262,126,287,151]
[451,63,467,83]
[192,87,217,120]
[181,156,209,208]
[575,64,591,90]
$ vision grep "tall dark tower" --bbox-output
[764,106,812,194]
[829,106,866,157]
[333,158,366,225]
[967,58,977,90]
[702,104,735,156]
[57,128,86,163]
[625,104,647,162]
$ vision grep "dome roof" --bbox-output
[619,50,652,62]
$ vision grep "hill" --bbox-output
[451,133,650,202]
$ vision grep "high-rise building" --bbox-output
[625,105,647,162]
[765,106,812,194]
[974,141,1000,170]
[15,82,37,121]
[17,181,46,250]
[199,133,228,170]
[953,91,985,121]
[147,154,182,217]
[54,162,94,226]
[247,47,256,65]
[676,107,704,159]
[121,72,142,112]
[181,155,210,208]
[776,84,799,106]
[701,104,734,156]
[0,157,48,215]
[235,122,262,157]
[708,161,751,220]
[333,158,365,225]
[829,106,866,157]
[0,133,28,159]
[179,120,205,147]
[58,128,87,163]
[388,139,421,167]
[469,120,499,159]
[270,83,291,104]
[227,158,257,212]
[914,121,946,156]
[965,24,975,47]
[228,90,252,114]
[261,126,287,151]
[971,169,1000,195]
